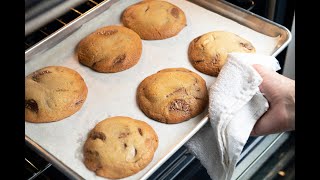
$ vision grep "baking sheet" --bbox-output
[25,0,280,179]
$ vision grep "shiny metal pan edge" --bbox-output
[25,135,85,179]
[25,0,120,63]
[189,0,292,57]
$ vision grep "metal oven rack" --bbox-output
[25,2,113,179]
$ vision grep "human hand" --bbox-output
[251,64,295,136]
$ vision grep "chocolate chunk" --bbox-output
[145,6,150,13]
[169,99,190,112]
[75,99,84,105]
[240,42,253,50]
[171,7,179,18]
[138,128,143,136]
[195,60,205,63]
[25,99,39,113]
[90,131,106,141]
[113,54,126,65]
[119,132,130,138]
[32,70,51,82]
[85,150,99,157]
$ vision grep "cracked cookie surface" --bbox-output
[25,66,88,123]
[121,0,187,40]
[137,68,208,124]
[188,31,256,76]
[77,25,142,73]
[83,116,158,179]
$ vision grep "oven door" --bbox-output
[149,132,293,180]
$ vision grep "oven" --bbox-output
[25,0,295,179]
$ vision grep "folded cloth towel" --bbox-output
[185,52,281,180]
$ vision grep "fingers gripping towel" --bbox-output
[185,52,281,180]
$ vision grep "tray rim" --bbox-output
[188,0,292,57]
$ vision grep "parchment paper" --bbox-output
[25,0,279,179]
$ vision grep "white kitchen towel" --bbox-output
[185,52,281,180]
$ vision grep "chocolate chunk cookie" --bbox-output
[83,116,158,179]
[137,68,208,124]
[121,0,187,40]
[188,31,256,76]
[77,25,142,73]
[25,66,88,123]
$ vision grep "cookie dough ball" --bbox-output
[122,0,187,40]
[25,66,88,123]
[77,25,142,73]
[83,116,158,179]
[188,31,256,76]
[137,68,208,124]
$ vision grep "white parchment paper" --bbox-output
[25,0,279,179]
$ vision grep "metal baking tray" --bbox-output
[25,0,292,179]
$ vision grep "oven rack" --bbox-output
[25,1,107,179]
[25,0,107,52]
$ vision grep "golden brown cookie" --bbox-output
[25,66,88,123]
[188,31,256,76]
[83,116,158,179]
[121,0,187,40]
[137,68,208,124]
[77,25,142,73]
